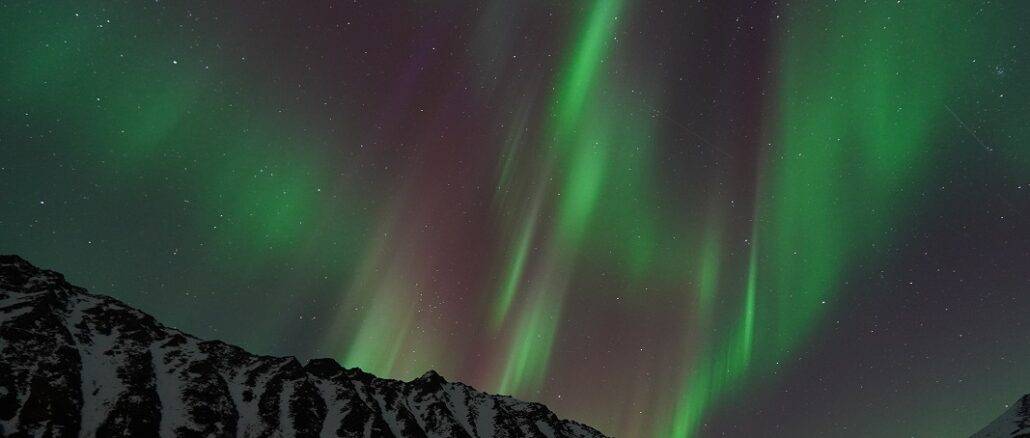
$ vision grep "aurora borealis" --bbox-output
[2,0,1029,436]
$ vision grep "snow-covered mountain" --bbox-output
[971,395,1030,438]
[0,255,607,438]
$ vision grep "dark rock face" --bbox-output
[971,394,1030,438]
[0,255,608,438]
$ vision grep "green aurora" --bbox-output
[2,1,1028,436]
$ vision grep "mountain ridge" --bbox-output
[971,394,1030,438]
[0,254,608,438]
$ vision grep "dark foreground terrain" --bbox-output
[0,255,606,438]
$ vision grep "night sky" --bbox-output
[2,1,1029,436]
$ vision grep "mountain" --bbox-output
[0,255,607,438]
[971,395,1030,438]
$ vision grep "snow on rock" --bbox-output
[971,394,1030,438]
[0,255,608,437]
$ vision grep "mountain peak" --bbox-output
[0,255,609,437]
[0,254,30,264]
[417,369,447,383]
[970,394,1030,438]
[0,254,38,278]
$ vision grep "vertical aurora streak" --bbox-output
[2,1,1027,437]
[661,2,1022,437]
[488,0,626,397]
[489,209,537,329]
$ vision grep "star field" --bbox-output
[1,1,1029,437]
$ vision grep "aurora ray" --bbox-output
[1,1,1026,437]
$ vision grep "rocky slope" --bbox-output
[971,394,1030,438]
[0,255,607,438]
